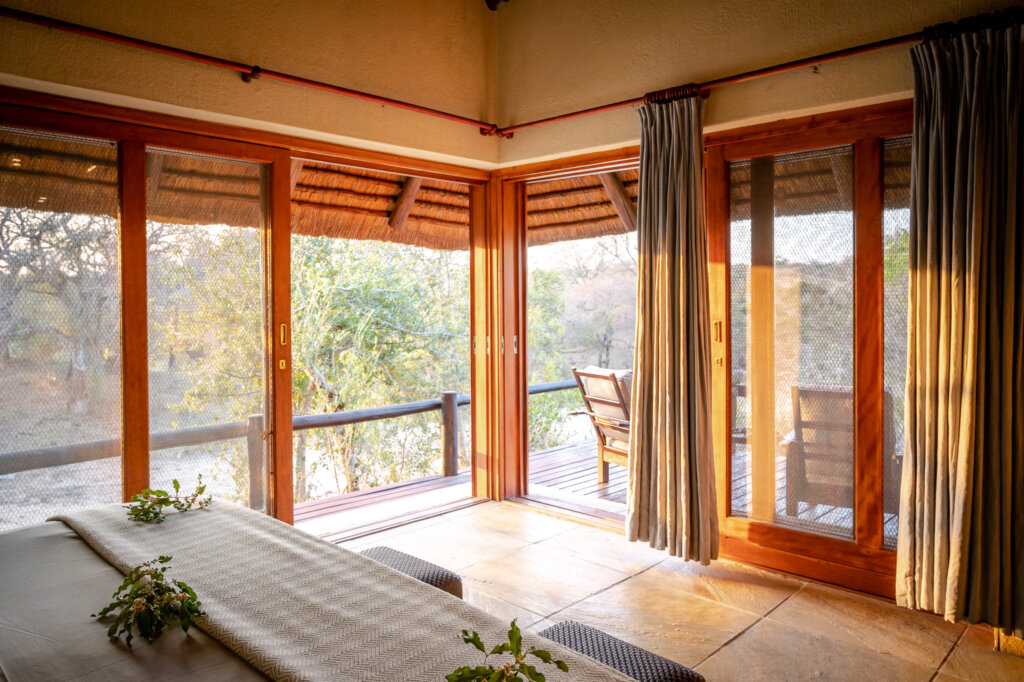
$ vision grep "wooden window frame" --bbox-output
[705,100,913,598]
[0,86,913,591]
[0,86,491,525]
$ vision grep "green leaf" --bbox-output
[522,664,544,682]
[507,619,522,657]
[93,556,203,648]
[462,629,486,653]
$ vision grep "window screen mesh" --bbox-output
[730,145,855,540]
[882,136,912,549]
[0,127,122,530]
[146,148,267,511]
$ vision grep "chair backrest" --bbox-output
[791,386,854,457]
[572,366,632,446]
[790,386,897,457]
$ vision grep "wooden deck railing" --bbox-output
[0,379,578,508]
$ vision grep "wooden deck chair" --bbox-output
[782,387,854,517]
[572,366,632,483]
[782,386,899,517]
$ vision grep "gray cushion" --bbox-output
[539,621,703,682]
[359,546,462,598]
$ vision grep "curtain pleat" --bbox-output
[626,97,718,564]
[897,18,1023,637]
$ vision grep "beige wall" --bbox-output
[494,0,1017,164]
[0,0,500,168]
[0,1,1018,168]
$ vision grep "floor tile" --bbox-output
[523,617,559,636]
[342,515,532,572]
[650,556,803,616]
[461,543,631,616]
[695,617,935,681]
[459,502,580,543]
[463,586,546,629]
[534,525,666,574]
[940,625,1024,682]
[553,567,760,667]
[767,582,964,670]
[334,501,1008,681]
[338,523,435,551]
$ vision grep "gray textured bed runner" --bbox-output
[52,501,629,682]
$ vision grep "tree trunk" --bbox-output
[66,346,88,415]
[294,431,309,503]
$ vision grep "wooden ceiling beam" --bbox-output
[598,173,637,233]
[289,159,305,193]
[388,176,423,230]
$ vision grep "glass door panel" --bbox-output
[0,127,122,529]
[288,160,473,535]
[882,136,912,548]
[146,148,269,511]
[524,171,638,517]
[730,145,856,539]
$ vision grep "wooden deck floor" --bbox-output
[294,472,474,541]
[295,440,895,545]
[295,440,623,539]
[527,440,627,509]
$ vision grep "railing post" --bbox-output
[441,391,458,476]
[247,414,265,511]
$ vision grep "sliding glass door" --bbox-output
[0,103,290,528]
[145,149,270,512]
[521,171,638,519]
[287,160,475,537]
[729,145,856,539]
[707,103,913,597]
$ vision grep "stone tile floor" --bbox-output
[340,501,1024,682]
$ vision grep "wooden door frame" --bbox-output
[704,100,912,597]
[0,86,490,523]
[490,148,641,503]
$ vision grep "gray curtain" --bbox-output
[626,95,718,564]
[897,12,1023,637]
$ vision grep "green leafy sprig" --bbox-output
[125,475,212,523]
[447,619,568,682]
[92,556,205,647]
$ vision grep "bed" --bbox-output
[0,501,630,681]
